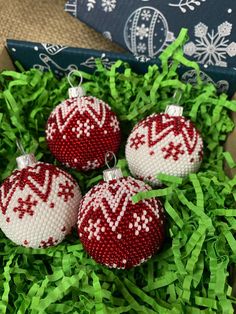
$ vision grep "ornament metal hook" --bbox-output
[67,70,83,88]
[165,89,184,116]
[67,70,85,98]
[173,89,183,104]
[105,151,117,169]
[103,152,123,182]
[16,138,26,155]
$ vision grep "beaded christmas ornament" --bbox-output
[78,156,165,269]
[0,151,82,248]
[126,103,203,186]
[46,71,121,171]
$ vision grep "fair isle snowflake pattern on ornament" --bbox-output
[78,176,165,269]
[110,116,120,132]
[184,22,236,67]
[101,0,116,12]
[126,114,203,186]
[46,122,56,140]
[0,162,82,248]
[168,0,207,13]
[72,119,95,139]
[82,160,100,171]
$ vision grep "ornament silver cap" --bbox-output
[68,86,85,98]
[103,167,123,182]
[103,151,123,182]
[16,154,37,170]
[165,105,183,117]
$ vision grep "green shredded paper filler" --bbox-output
[0,29,236,313]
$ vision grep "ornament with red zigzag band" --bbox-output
[126,113,203,186]
[78,176,165,269]
[46,96,121,171]
[0,159,82,248]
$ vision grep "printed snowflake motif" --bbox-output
[46,122,56,140]
[101,0,116,12]
[141,9,152,21]
[130,133,146,150]
[86,0,96,11]
[13,195,38,219]
[137,42,147,54]
[72,119,95,138]
[136,24,149,40]
[82,160,100,171]
[110,116,119,132]
[184,22,236,67]
[58,181,74,202]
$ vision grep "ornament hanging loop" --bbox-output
[173,89,183,105]
[165,89,184,117]
[67,70,83,88]
[103,152,123,182]
[105,151,117,169]
[16,138,26,156]
[67,70,85,98]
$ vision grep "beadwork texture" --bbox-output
[126,113,203,185]
[0,162,82,248]
[78,176,165,269]
[46,96,121,171]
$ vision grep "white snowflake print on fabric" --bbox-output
[136,24,149,40]
[137,43,147,54]
[184,22,236,67]
[101,0,116,12]
[141,9,152,21]
[86,0,96,11]
[124,7,175,58]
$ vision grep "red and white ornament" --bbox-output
[0,154,82,248]
[46,81,121,171]
[126,105,203,186]
[78,166,165,269]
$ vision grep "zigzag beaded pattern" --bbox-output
[126,113,203,186]
[78,176,165,269]
[0,162,82,248]
[46,96,121,171]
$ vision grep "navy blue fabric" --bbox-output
[6,39,236,97]
[65,0,236,70]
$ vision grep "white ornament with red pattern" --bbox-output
[45,80,121,171]
[126,105,203,186]
[0,154,82,248]
[78,166,165,269]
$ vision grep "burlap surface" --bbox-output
[0,0,123,52]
